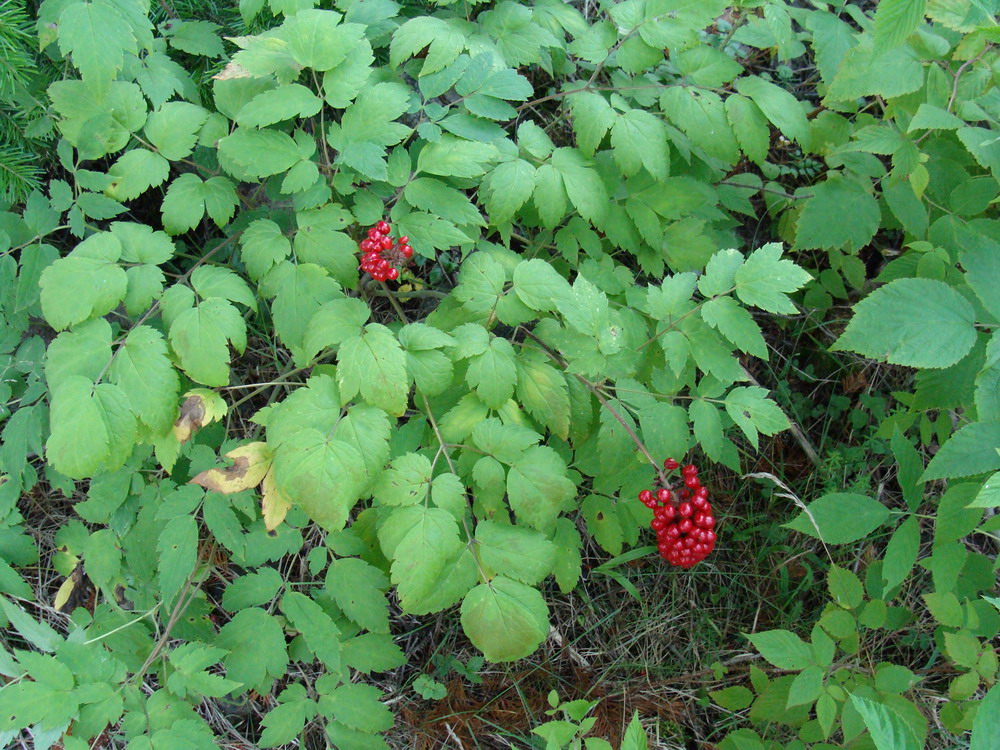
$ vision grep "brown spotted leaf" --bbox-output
[191,441,272,494]
[173,388,227,442]
[261,466,292,531]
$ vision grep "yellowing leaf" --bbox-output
[53,576,76,612]
[191,442,273,494]
[261,466,292,532]
[173,388,228,442]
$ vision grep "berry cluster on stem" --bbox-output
[358,220,413,282]
[638,459,716,569]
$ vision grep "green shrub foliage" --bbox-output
[0,0,998,747]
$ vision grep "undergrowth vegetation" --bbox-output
[0,0,998,748]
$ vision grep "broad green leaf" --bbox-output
[168,298,246,386]
[58,0,136,85]
[724,387,789,449]
[849,694,920,750]
[611,109,669,180]
[301,298,370,362]
[516,358,570,440]
[551,147,608,224]
[105,149,170,201]
[342,632,407,674]
[46,377,135,479]
[322,38,373,107]
[281,10,364,71]
[236,84,323,128]
[826,43,923,103]
[390,16,465,75]
[512,259,572,312]
[711,686,754,711]
[324,683,393,733]
[569,92,615,156]
[39,232,127,331]
[784,493,890,544]
[372,452,432,507]
[460,576,549,662]
[725,94,770,165]
[269,262,342,357]
[282,591,341,673]
[787,665,824,707]
[144,102,210,160]
[217,608,288,693]
[734,76,810,149]
[745,629,814,670]
[108,325,180,434]
[417,136,498,178]
[45,318,112,394]
[922,422,1000,480]
[796,175,880,252]
[380,506,463,614]
[466,337,517,408]
[882,516,920,591]
[404,177,484,227]
[484,160,536,224]
[661,87,739,164]
[240,220,291,282]
[326,558,389,633]
[874,0,926,50]
[476,520,555,584]
[272,429,367,531]
[971,682,1000,750]
[701,297,767,358]
[907,103,965,132]
[507,446,576,532]
[337,323,408,415]
[218,128,304,179]
[157,514,198,607]
[222,569,284,611]
[833,278,976,369]
[733,243,811,314]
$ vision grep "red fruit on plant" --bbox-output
[678,502,692,518]
[387,267,399,281]
[664,458,679,471]
[376,220,391,234]
[684,475,700,489]
[700,515,715,529]
[656,488,672,504]
[368,228,381,241]
[398,235,409,244]
[694,487,709,500]
[682,464,698,476]
[651,518,666,531]
[380,236,393,250]
[678,489,690,500]
[638,489,654,504]
[400,245,413,258]
[678,518,693,534]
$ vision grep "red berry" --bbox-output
[398,235,409,244]
[700,515,715,529]
[694,487,709,500]
[661,504,676,520]
[380,236,393,250]
[368,228,381,241]
[678,489,690,500]
[651,518,666,531]
[678,502,692,518]
[656,488,671,504]
[664,458,679,471]
[376,220,390,234]
[682,464,698,476]
[387,267,399,281]
[704,530,716,544]
[684,475,700,489]
[638,490,653,505]
[400,245,413,258]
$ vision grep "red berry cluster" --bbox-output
[358,220,413,282]
[638,459,716,569]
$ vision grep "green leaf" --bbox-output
[236,84,323,128]
[787,665,824,707]
[342,633,407,674]
[711,686,754,711]
[551,147,609,225]
[301,298,370,362]
[39,232,127,331]
[833,279,976,369]
[507,446,576,532]
[460,576,549,662]
[58,0,136,85]
[168,298,246,386]
[907,103,965,132]
[828,565,865,609]
[784,493,890,544]
[337,323,408,416]
[825,44,924,103]
[217,608,288,693]
[222,569,284,611]
[417,136,498,179]
[516,357,571,440]
[874,0,926,50]
[157,514,198,607]
[390,16,465,75]
[724,387,789,449]
[373,452,432,507]
[46,378,136,479]
[849,694,920,750]
[269,262,342,358]
[218,128,304,179]
[380,506,464,614]
[882,516,921,591]
[611,109,669,180]
[281,10,365,71]
[326,558,389,633]
[108,325,180,434]
[240,220,291,282]
[971,682,1000,750]
[282,591,341,673]
[484,160,536,224]
[404,177,484,227]
[701,297,767,358]
[476,520,555,584]
[734,76,811,149]
[272,429,366,532]
[466,337,517,408]
[725,94,770,165]
[733,243,811,314]
[569,92,616,156]
[105,149,170,201]
[796,175,881,252]
[45,318,112,394]
[322,39,373,107]
[145,102,210,160]
[745,629,814,670]
[166,20,224,57]
[922,422,1000,480]
[324,683,393,733]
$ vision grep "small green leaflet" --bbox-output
[745,629,814,670]
[326,558,390,633]
[161,174,239,235]
[512,259,571,312]
[58,0,137,85]
[380,506,464,615]
[734,75,811,149]
[833,278,976,369]
[466,337,517,408]
[108,325,180,434]
[281,591,342,673]
[157,514,198,607]
[971,682,1000,750]
[168,297,247,386]
[39,232,127,331]
[390,16,465,75]
[145,102,210,160]
[723,387,789,449]
[460,576,549,662]
[921,422,1000,480]
[46,377,136,479]
[733,243,812,314]
[475,520,555,585]
[784,492,890,544]
[217,608,289,693]
[796,175,881,252]
[874,0,926,50]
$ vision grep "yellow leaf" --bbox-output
[173,388,228,442]
[191,441,272,494]
[261,466,292,531]
[54,576,76,611]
